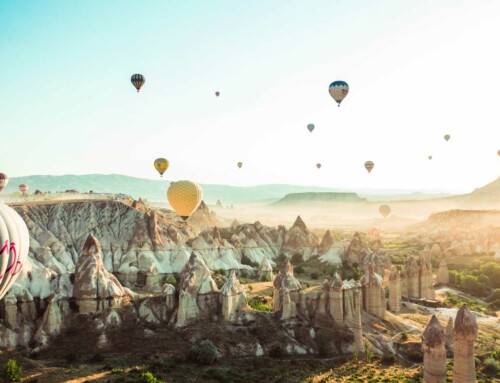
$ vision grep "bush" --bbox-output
[65,353,78,363]
[89,353,105,363]
[241,255,258,268]
[291,253,303,265]
[294,266,305,275]
[165,276,176,285]
[400,332,408,342]
[483,357,500,376]
[381,352,396,365]
[1,359,22,382]
[187,340,218,365]
[268,343,283,358]
[139,371,164,383]
[247,296,272,312]
[310,272,319,280]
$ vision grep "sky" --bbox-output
[0,0,499,193]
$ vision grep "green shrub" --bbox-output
[247,296,272,312]
[310,272,319,280]
[165,276,176,285]
[483,357,500,375]
[294,266,305,274]
[1,359,22,382]
[89,353,105,363]
[139,371,164,383]
[400,332,408,342]
[291,253,303,265]
[65,353,78,363]
[187,340,218,365]
[381,352,396,365]
[241,255,258,268]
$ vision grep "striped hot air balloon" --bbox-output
[0,203,29,299]
[0,173,8,193]
[328,80,349,106]
[131,74,145,92]
[364,161,374,173]
[167,180,203,221]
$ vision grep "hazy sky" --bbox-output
[1,0,499,193]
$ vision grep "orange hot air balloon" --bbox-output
[379,204,391,218]
[364,161,374,173]
[167,180,203,220]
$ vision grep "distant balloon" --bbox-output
[497,150,500,156]
[328,80,349,106]
[215,91,220,97]
[307,124,315,133]
[237,162,243,169]
[0,173,8,193]
[167,180,203,221]
[428,156,432,160]
[316,163,322,169]
[379,204,391,218]
[131,74,145,92]
[154,158,169,177]
[368,228,380,237]
[364,161,374,173]
[18,184,28,195]
[0,203,29,299]
[444,134,450,142]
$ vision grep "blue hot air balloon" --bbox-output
[328,81,349,106]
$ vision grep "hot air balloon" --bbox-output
[428,156,432,160]
[368,228,380,237]
[328,81,349,106]
[307,124,315,133]
[0,173,8,193]
[379,204,391,218]
[444,134,450,142]
[215,91,220,97]
[18,184,28,195]
[0,203,29,299]
[131,74,145,92]
[316,163,322,169]
[167,180,203,221]
[154,158,169,177]
[364,161,374,173]
[237,162,243,169]
[497,150,499,156]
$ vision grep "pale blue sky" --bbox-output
[1,0,499,192]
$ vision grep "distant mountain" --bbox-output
[462,176,500,205]
[272,192,366,206]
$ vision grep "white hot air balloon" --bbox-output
[0,203,30,299]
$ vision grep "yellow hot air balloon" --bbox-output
[167,180,203,220]
[379,204,391,218]
[154,158,169,177]
[364,161,374,173]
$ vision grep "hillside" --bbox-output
[272,192,366,206]
[462,176,500,205]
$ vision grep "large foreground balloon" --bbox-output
[237,162,243,169]
[364,161,374,173]
[131,74,145,92]
[167,180,203,220]
[18,184,28,194]
[307,124,315,132]
[0,173,8,193]
[0,203,29,299]
[328,81,349,106]
[444,134,450,142]
[154,158,169,177]
[379,204,391,218]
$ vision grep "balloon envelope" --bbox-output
[316,163,321,169]
[428,156,432,160]
[154,158,169,177]
[167,180,203,220]
[379,204,391,218]
[237,162,243,169]
[18,184,28,193]
[215,91,220,97]
[497,150,499,156]
[328,81,349,106]
[364,161,374,173]
[131,74,145,92]
[444,134,450,141]
[307,124,315,132]
[0,173,8,193]
[0,203,29,299]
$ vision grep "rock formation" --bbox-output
[388,266,401,313]
[436,258,449,285]
[404,256,420,298]
[281,216,319,261]
[257,256,274,281]
[317,230,343,265]
[422,315,447,383]
[343,232,371,266]
[360,263,386,319]
[419,253,435,300]
[329,273,344,323]
[453,306,478,383]
[445,316,454,352]
[352,282,364,352]
[73,235,128,314]
[272,259,301,319]
[220,271,247,320]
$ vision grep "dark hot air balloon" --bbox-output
[131,74,145,92]
[328,81,349,106]
[364,161,374,173]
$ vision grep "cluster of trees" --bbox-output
[449,262,500,309]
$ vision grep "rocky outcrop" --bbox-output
[328,273,343,323]
[281,216,319,261]
[343,232,371,266]
[422,315,446,383]
[73,235,128,314]
[220,271,247,320]
[257,256,274,281]
[453,306,478,383]
[436,258,449,285]
[388,266,401,313]
[445,316,454,352]
[360,263,386,319]
[318,230,344,265]
[419,253,435,300]
[404,256,419,298]
[272,260,302,319]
